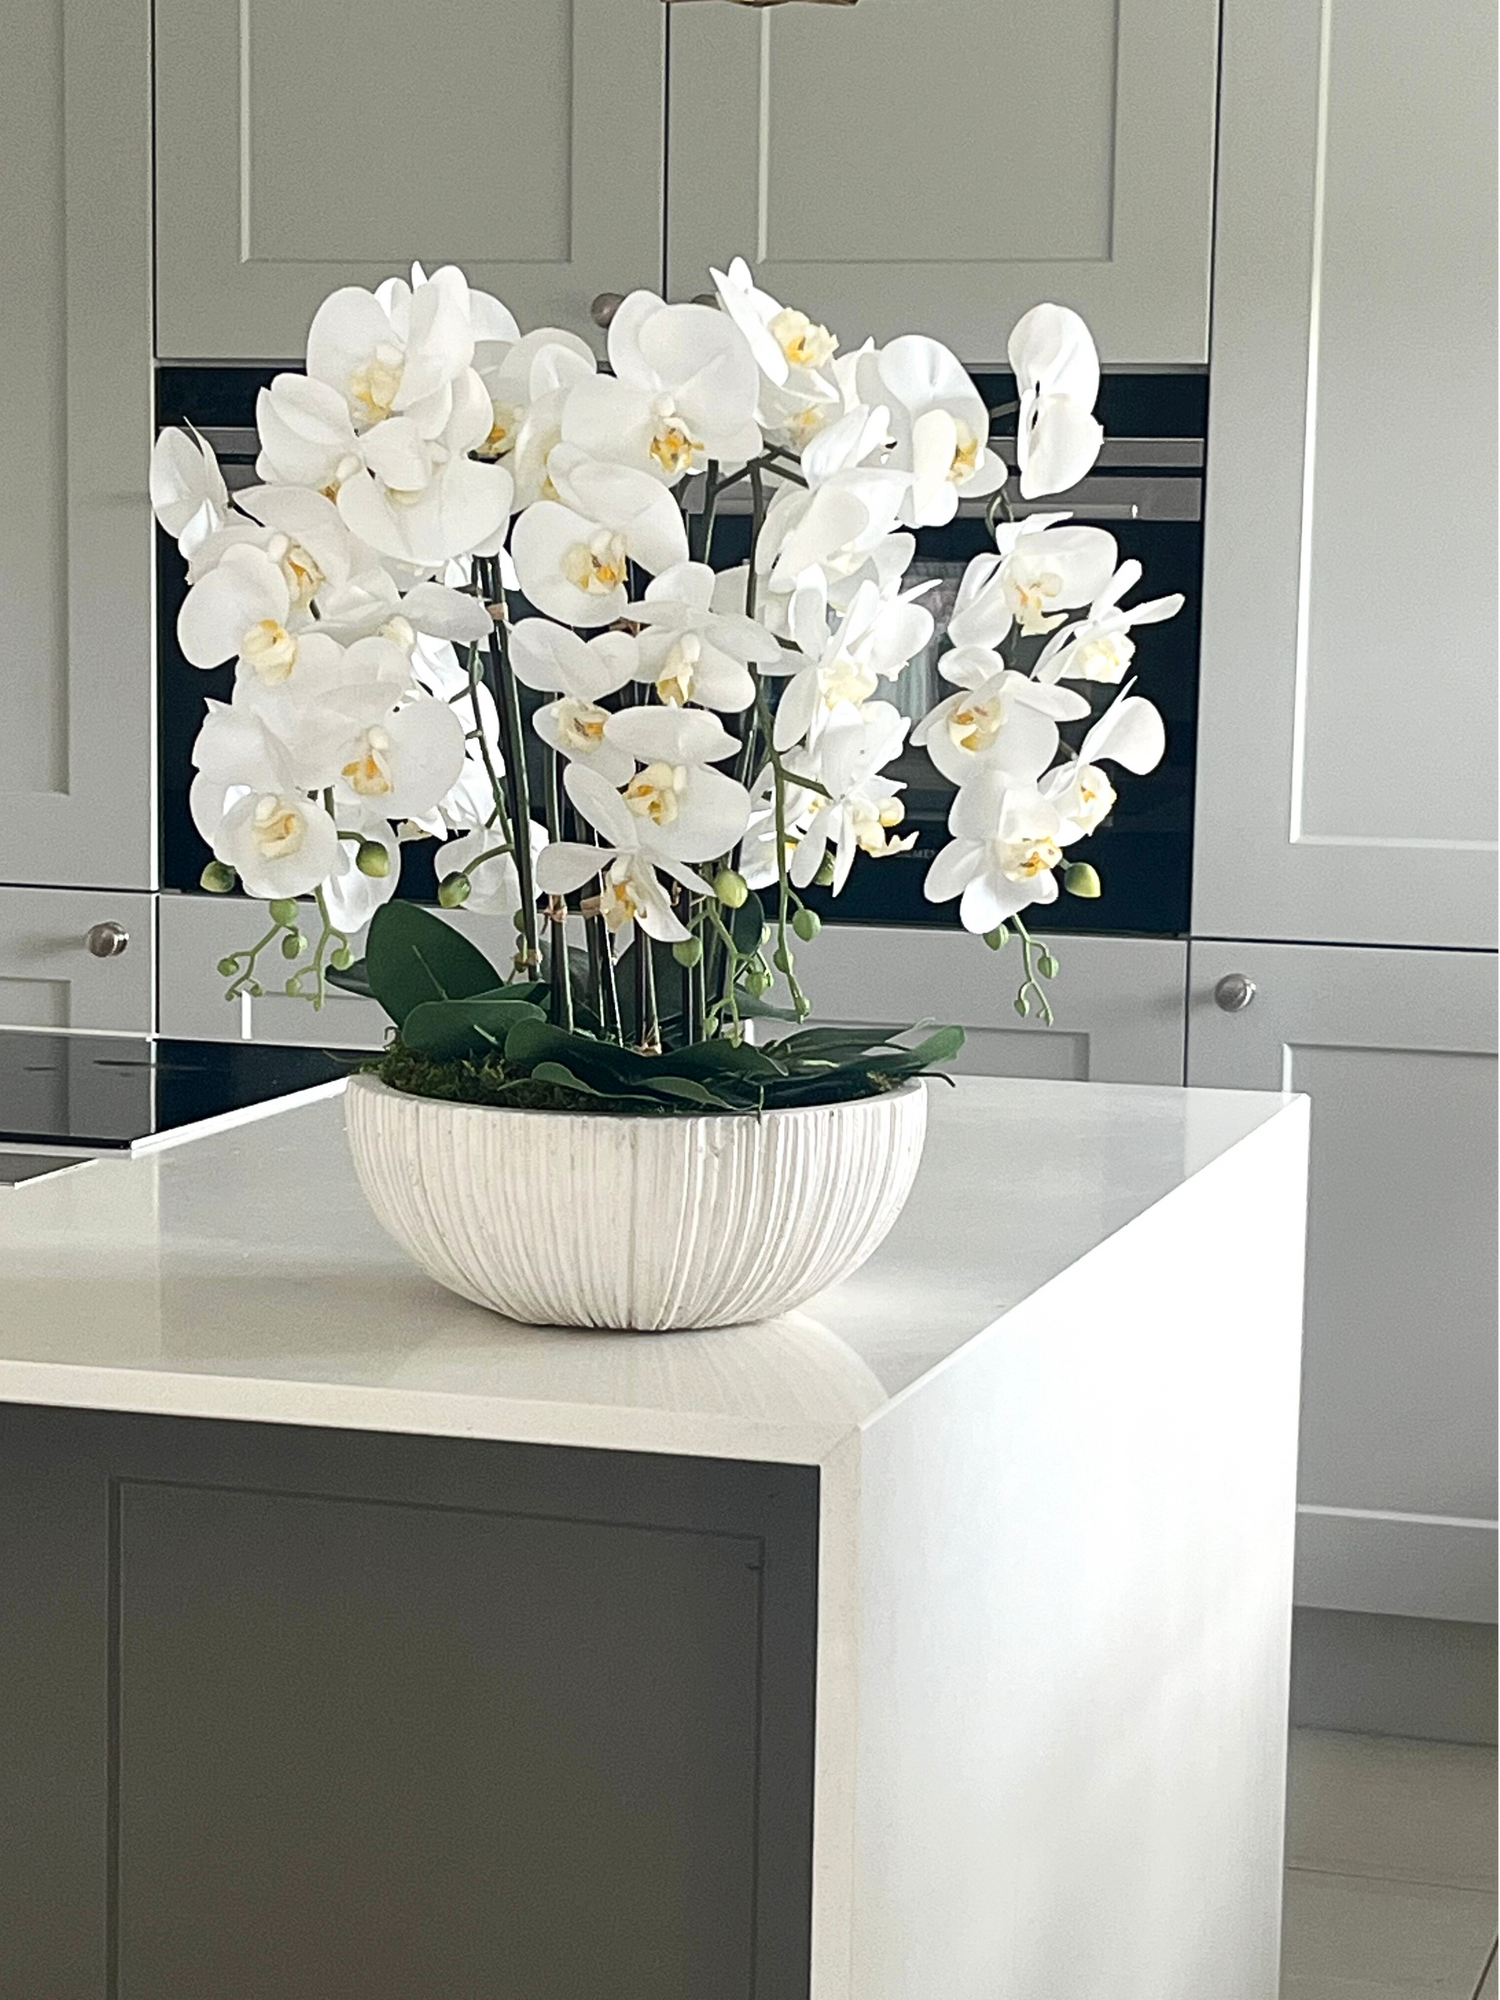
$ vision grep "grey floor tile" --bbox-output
[1288,1729,1498,1891]
[1280,1868,1496,1996]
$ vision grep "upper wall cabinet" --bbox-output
[1195,0,1498,948]
[0,0,154,889]
[665,0,1220,365]
[153,0,667,360]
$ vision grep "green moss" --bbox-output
[365,1040,678,1116]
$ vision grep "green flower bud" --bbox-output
[714,868,749,909]
[1013,993,1030,1018]
[331,946,355,972]
[355,840,391,879]
[984,926,1007,951]
[268,898,298,926]
[813,853,837,888]
[772,944,793,974]
[280,930,305,960]
[247,980,264,998]
[284,975,303,997]
[200,860,236,895]
[513,906,530,931]
[672,936,704,968]
[746,967,772,996]
[1064,862,1101,899]
[438,873,471,908]
[1038,952,1059,980]
[791,907,821,942]
[215,956,237,978]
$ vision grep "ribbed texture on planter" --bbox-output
[345,1072,928,1331]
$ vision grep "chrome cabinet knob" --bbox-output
[85,921,130,959]
[1214,972,1256,1013]
[589,291,626,329]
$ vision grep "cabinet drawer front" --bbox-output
[0,886,153,1032]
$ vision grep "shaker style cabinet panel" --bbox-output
[1195,0,1498,947]
[0,887,154,1034]
[1187,940,1498,1622]
[153,0,667,359]
[666,0,1219,363]
[803,927,1187,1085]
[0,0,154,889]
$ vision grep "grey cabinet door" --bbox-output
[154,0,667,360]
[799,926,1187,1084]
[666,0,1219,364]
[0,887,154,1033]
[1194,0,1497,947]
[0,0,154,888]
[1187,939,1498,1623]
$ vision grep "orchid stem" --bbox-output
[481,565,539,973]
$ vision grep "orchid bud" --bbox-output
[215,956,237,977]
[772,944,793,974]
[984,927,1007,951]
[280,930,305,960]
[438,874,471,908]
[200,861,236,894]
[268,899,298,926]
[1038,952,1059,979]
[813,854,837,888]
[356,840,390,879]
[1064,863,1101,899]
[672,937,703,968]
[284,975,303,997]
[714,868,749,909]
[331,946,355,972]
[791,908,821,942]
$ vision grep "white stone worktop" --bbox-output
[0,1076,1302,1464]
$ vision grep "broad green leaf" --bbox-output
[640,1075,730,1107]
[365,902,503,1030]
[661,1038,785,1081]
[529,1062,663,1110]
[728,890,768,958]
[402,996,546,1062]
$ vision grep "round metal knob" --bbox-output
[1214,972,1256,1013]
[589,291,626,330]
[85,921,130,959]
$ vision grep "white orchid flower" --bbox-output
[1033,559,1184,684]
[923,775,1067,933]
[710,257,841,389]
[188,699,298,848]
[323,804,401,933]
[785,699,914,891]
[756,465,911,628]
[212,790,341,902]
[510,447,688,627]
[626,561,781,711]
[535,763,730,948]
[254,374,361,493]
[856,336,1006,526]
[1008,303,1104,499]
[533,699,635,786]
[305,265,476,432]
[330,694,468,819]
[603,291,763,468]
[337,371,513,569]
[177,543,308,676]
[150,426,230,556]
[234,485,362,601]
[474,328,595,463]
[913,653,1088,787]
[771,576,935,752]
[435,819,548,919]
[739,764,821,892]
[509,619,638,700]
[949,520,1120,648]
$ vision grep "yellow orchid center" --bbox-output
[623,761,685,827]
[601,869,644,932]
[347,354,402,427]
[555,698,609,752]
[1007,565,1067,637]
[949,427,982,485]
[1069,763,1116,833]
[821,653,878,709]
[250,796,306,859]
[1071,632,1135,683]
[769,308,838,370]
[240,619,299,685]
[851,796,910,857]
[649,416,704,479]
[341,727,395,798]
[562,532,629,596]
[656,634,701,705]
[277,540,324,612]
[1001,835,1063,883]
[947,691,1007,755]
[480,401,521,458]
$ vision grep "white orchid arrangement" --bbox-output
[151,257,1180,1112]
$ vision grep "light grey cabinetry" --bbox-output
[1187,940,1497,1624]
[666,0,1220,363]
[0,887,154,1033]
[153,0,666,360]
[803,927,1187,1084]
[0,0,154,889]
[1195,0,1497,947]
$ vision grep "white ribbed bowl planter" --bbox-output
[344,1072,928,1331]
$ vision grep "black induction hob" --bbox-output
[0,1033,356,1152]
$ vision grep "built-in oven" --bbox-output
[157,369,1205,937]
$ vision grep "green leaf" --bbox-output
[728,890,767,958]
[660,1038,785,1081]
[402,995,546,1062]
[773,1026,904,1060]
[733,988,801,1023]
[529,1062,664,1111]
[640,1075,729,1107]
[326,955,373,999]
[364,902,503,1030]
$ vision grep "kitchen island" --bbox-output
[0,1076,1307,2000]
